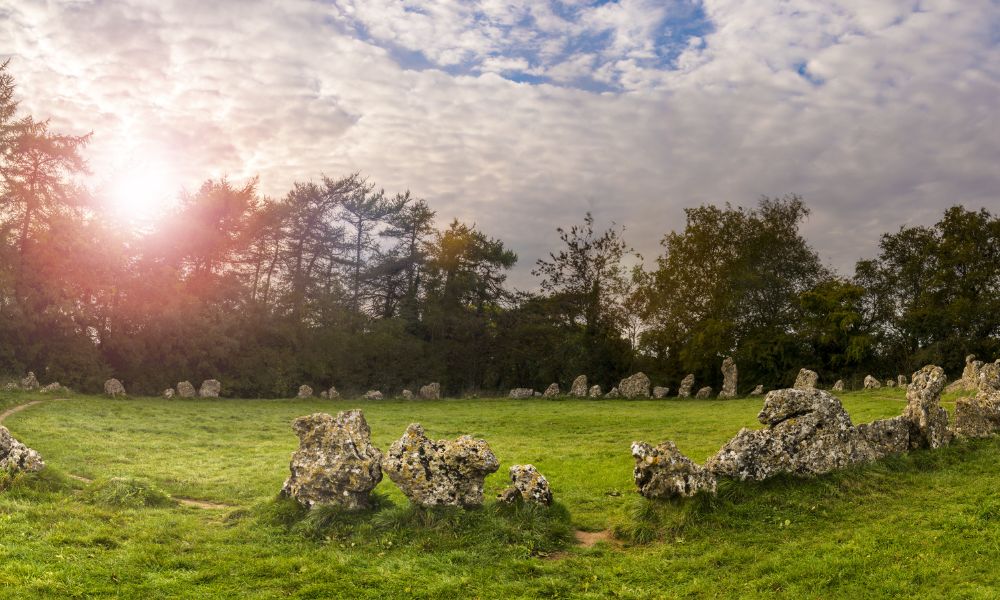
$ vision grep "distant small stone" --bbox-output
[832,380,845,392]
[605,387,620,398]
[104,378,126,398]
[897,375,907,387]
[618,372,651,399]
[653,386,670,399]
[199,379,221,398]
[863,375,881,390]
[20,372,39,391]
[570,375,588,397]
[297,385,314,399]
[177,381,196,398]
[363,390,384,401]
[320,390,329,399]
[533,391,542,397]
[509,388,534,399]
[498,464,553,506]
[678,374,695,398]
[163,388,175,399]
[419,382,441,400]
[0,425,45,473]
[750,384,764,396]
[695,386,713,399]
[400,389,413,400]
[794,368,819,390]
[543,383,560,398]
[589,384,602,398]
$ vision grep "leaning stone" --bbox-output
[509,388,534,399]
[653,386,670,399]
[588,385,602,398]
[2,382,17,392]
[902,365,951,449]
[363,390,384,401]
[750,384,764,396]
[199,379,221,398]
[20,372,39,391]
[281,410,383,510]
[632,440,717,498]
[854,416,911,459]
[863,375,880,390]
[678,374,695,398]
[897,375,907,387]
[419,383,441,400]
[163,388,175,399]
[832,380,845,392]
[104,378,126,398]
[794,368,819,390]
[383,423,499,507]
[618,373,651,399]
[719,357,738,398]
[400,389,413,400]
[498,464,553,506]
[177,381,196,398]
[297,385,314,399]
[695,386,713,399]
[0,425,45,473]
[543,383,560,398]
[570,375,588,397]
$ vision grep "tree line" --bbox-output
[2,62,998,396]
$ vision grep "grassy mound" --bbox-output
[84,476,176,508]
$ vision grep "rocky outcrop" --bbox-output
[618,373,651,399]
[570,375,588,398]
[419,383,441,400]
[163,388,175,399]
[632,440,717,498]
[719,357,738,398]
[327,387,340,400]
[543,383,560,398]
[750,384,764,396]
[946,354,984,393]
[498,464,553,506]
[695,386,713,399]
[363,390,384,401]
[678,374,695,398]
[281,410,383,510]
[952,362,1000,439]
[177,381,196,398]
[20,372,39,391]
[653,386,670,399]
[0,426,44,473]
[509,388,534,399]
[383,424,499,507]
[902,365,951,449]
[104,378,126,398]
[832,380,844,392]
[863,375,880,390]
[297,385,314,399]
[199,379,221,398]
[588,385,602,398]
[793,368,818,390]
[885,379,895,388]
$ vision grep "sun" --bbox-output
[107,156,177,223]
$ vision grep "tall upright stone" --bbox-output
[903,365,951,449]
[719,357,738,398]
[863,375,881,390]
[832,380,845,392]
[678,374,695,398]
[570,375,588,398]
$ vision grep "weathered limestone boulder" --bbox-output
[863,375,880,390]
[619,372,651,399]
[632,440,717,498]
[952,363,1000,439]
[902,365,951,449]
[885,379,895,388]
[678,374,695,398]
[719,357,738,398]
[946,354,984,393]
[20,372,39,390]
[793,368,818,390]
[327,387,340,399]
[281,410,382,510]
[832,380,845,392]
[570,375,588,398]
[199,379,221,398]
[695,386,713,399]
[104,378,126,398]
[605,387,619,398]
[653,386,670,399]
[498,464,553,506]
[400,389,414,400]
[383,424,499,507]
[363,390,384,401]
[163,388,175,399]
[297,385,314,399]
[509,388,534,399]
[419,383,441,400]
[38,382,63,394]
[897,375,907,387]
[588,385,602,398]
[543,383,560,398]
[750,384,764,396]
[177,381,196,398]
[0,426,45,473]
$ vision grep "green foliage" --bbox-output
[84,476,176,509]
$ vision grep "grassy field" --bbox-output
[1,388,999,598]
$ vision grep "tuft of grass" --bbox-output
[84,476,177,508]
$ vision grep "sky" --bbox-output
[2,0,998,287]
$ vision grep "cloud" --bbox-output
[1,0,997,287]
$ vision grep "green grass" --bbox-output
[1,388,998,598]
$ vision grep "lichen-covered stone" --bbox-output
[498,464,553,506]
[281,410,382,510]
[832,380,845,392]
[20,372,39,390]
[794,368,818,390]
[543,383,560,398]
[384,424,499,507]
[509,388,534,399]
[177,381,196,398]
[297,385,314,399]
[419,383,441,400]
[902,365,951,449]
[719,357,738,398]
[618,373,650,399]
[163,388,175,399]
[885,379,895,388]
[863,375,880,390]
[570,375,588,397]
[632,440,717,498]
[653,386,670,399]
[695,386,713,399]
[400,389,413,400]
[952,362,1000,439]
[588,385,602,398]
[750,384,764,396]
[0,425,44,473]
[363,390,383,401]
[678,374,695,398]
[199,379,221,398]
[104,378,126,398]
[605,387,619,398]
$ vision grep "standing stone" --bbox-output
[363,390,384,401]
[719,357,738,398]
[163,388,175,399]
[104,378,126,398]
[695,386,713,399]
[863,375,881,390]
[653,386,670,399]
[832,380,845,392]
[678,374,695,398]
[498,464,553,506]
[588,385,602,398]
[419,382,441,400]
[281,410,383,510]
[543,383,560,398]
[618,373,651,399]
[199,379,221,398]
[297,385,314,399]
[383,423,499,507]
[946,354,983,393]
[327,387,340,400]
[953,362,1000,438]
[750,384,764,396]
[20,372,40,390]
[570,375,588,398]
[401,389,414,400]
[605,387,620,398]
[509,388,534,399]
[0,426,45,473]
[177,381,196,398]
[533,391,542,397]
[897,375,907,387]
[632,440,717,498]
[902,365,952,449]
[794,369,819,390]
